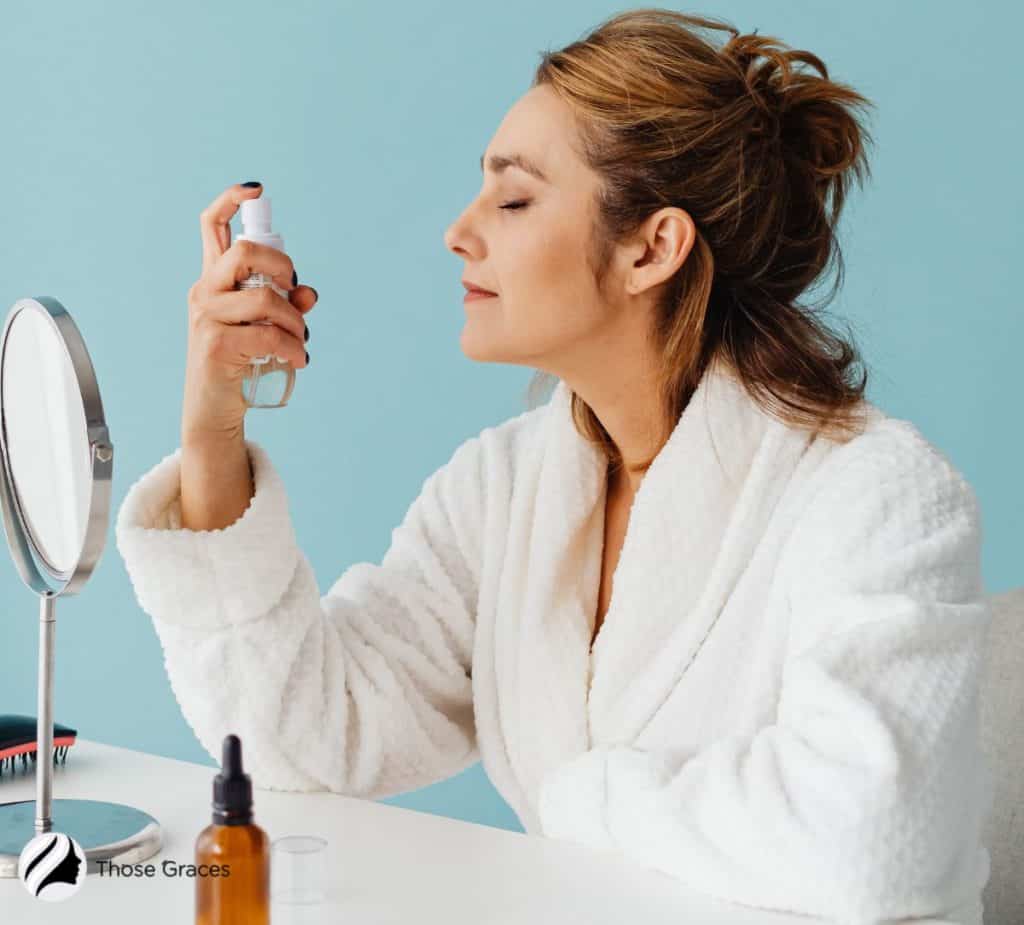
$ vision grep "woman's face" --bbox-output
[444,84,623,378]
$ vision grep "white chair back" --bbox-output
[979,587,1024,924]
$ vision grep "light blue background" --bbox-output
[0,1,1019,834]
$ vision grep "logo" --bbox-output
[18,831,86,901]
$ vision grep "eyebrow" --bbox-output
[479,151,550,184]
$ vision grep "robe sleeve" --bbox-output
[115,435,493,799]
[536,429,994,924]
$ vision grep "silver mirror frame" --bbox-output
[0,296,113,595]
[0,296,161,878]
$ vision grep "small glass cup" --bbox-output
[271,835,327,905]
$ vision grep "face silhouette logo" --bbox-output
[18,831,86,901]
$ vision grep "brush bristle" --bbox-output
[0,744,71,777]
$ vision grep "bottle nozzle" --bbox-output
[240,196,273,236]
[222,734,243,777]
[212,733,253,825]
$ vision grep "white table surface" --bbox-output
[0,738,815,923]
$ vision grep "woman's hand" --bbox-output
[181,182,318,446]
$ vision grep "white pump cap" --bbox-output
[240,196,273,236]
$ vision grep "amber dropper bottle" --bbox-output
[195,734,270,924]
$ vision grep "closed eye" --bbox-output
[499,200,530,211]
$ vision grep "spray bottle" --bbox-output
[236,196,296,408]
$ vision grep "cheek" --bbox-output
[505,223,599,332]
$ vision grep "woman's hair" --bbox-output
[526,8,876,474]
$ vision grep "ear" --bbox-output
[624,207,696,296]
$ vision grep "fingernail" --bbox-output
[241,180,262,188]
[305,350,310,365]
[310,286,318,301]
[292,269,298,287]
[304,324,310,342]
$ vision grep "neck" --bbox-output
[567,370,666,495]
[542,301,673,494]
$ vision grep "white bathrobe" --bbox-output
[115,359,993,924]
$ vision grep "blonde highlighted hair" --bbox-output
[526,8,877,473]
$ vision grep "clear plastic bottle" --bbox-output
[235,196,296,409]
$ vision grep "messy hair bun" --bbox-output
[528,9,877,469]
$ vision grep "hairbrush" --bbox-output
[0,714,77,778]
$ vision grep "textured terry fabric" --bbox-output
[115,360,993,925]
[978,588,1024,925]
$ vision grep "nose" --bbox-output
[444,206,482,259]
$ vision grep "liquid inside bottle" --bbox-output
[237,276,296,408]
[235,197,297,410]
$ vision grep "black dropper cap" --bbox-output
[212,734,253,826]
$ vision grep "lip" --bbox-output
[463,290,497,303]
[462,279,498,296]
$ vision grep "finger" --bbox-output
[225,320,310,369]
[199,182,264,275]
[205,287,307,342]
[206,239,296,294]
[289,284,319,314]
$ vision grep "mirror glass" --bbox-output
[1,307,92,573]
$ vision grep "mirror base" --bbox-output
[0,798,162,878]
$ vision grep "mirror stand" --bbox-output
[0,297,161,877]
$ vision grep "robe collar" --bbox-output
[494,357,844,829]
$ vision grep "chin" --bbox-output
[462,329,528,364]
[459,321,551,367]
[459,326,508,363]
[459,338,506,364]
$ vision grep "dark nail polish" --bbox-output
[292,269,298,287]
[310,287,318,301]
[304,324,310,342]
[241,180,262,188]
[305,350,310,365]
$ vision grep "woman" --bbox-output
[116,9,992,923]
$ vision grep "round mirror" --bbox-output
[0,297,112,595]
[2,307,92,574]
